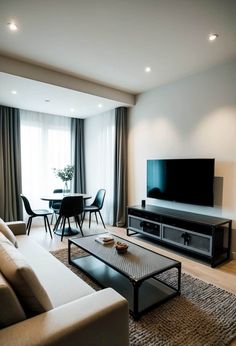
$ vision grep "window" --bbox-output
[20,110,71,213]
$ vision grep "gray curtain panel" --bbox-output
[113,107,128,227]
[0,106,23,221]
[71,118,86,193]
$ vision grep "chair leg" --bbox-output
[98,211,106,229]
[75,214,81,228]
[29,218,33,233]
[89,212,91,228]
[26,217,30,234]
[45,216,53,239]
[27,217,33,235]
[81,212,85,227]
[78,214,82,228]
[95,212,98,224]
[53,215,61,232]
[76,216,84,237]
[74,216,78,227]
[68,217,71,232]
[61,217,66,242]
[51,213,53,225]
[59,217,64,228]
[43,217,48,233]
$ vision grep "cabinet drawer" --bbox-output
[162,224,212,256]
[128,208,161,222]
[162,216,212,236]
[128,216,161,238]
[128,216,143,231]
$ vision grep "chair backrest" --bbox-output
[20,194,34,216]
[93,189,106,210]
[59,196,84,217]
[50,189,63,208]
[53,189,63,193]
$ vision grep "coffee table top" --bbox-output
[70,233,181,282]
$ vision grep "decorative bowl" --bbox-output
[115,241,128,254]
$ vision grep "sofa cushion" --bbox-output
[0,272,26,328]
[16,235,95,308]
[0,218,18,247]
[0,233,53,316]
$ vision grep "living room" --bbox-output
[0,1,236,345]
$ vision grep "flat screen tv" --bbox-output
[147,158,215,206]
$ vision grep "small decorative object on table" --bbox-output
[53,165,74,193]
[115,241,128,254]
[95,234,114,245]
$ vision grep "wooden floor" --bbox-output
[29,220,236,345]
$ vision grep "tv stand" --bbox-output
[127,205,232,267]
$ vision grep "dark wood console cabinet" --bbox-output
[127,205,232,267]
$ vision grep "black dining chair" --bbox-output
[49,188,63,224]
[82,189,106,229]
[53,196,84,241]
[20,194,53,238]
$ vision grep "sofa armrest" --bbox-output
[0,288,129,346]
[6,221,26,235]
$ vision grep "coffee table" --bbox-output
[68,234,181,320]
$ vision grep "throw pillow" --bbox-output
[0,218,18,248]
[0,233,53,316]
[0,272,26,328]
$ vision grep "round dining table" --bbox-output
[41,193,92,236]
[41,192,91,202]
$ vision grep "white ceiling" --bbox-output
[0,0,236,116]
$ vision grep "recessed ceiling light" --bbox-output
[70,108,75,112]
[98,104,103,108]
[11,90,17,95]
[208,33,219,41]
[145,66,151,73]
[7,22,18,31]
[45,99,50,102]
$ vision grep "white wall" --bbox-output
[128,60,236,255]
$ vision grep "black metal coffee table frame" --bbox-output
[68,234,181,320]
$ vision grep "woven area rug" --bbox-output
[51,247,236,346]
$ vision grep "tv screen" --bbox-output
[147,158,215,206]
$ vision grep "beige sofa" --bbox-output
[0,221,129,346]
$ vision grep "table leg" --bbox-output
[132,281,141,320]
[68,240,72,264]
[177,263,181,294]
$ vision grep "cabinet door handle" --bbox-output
[181,232,190,245]
[186,234,191,245]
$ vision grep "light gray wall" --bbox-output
[128,60,236,256]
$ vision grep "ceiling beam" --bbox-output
[0,54,135,106]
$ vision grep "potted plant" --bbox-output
[53,165,74,193]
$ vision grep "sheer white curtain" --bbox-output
[20,110,71,220]
[84,110,115,225]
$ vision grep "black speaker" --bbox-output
[141,200,146,208]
